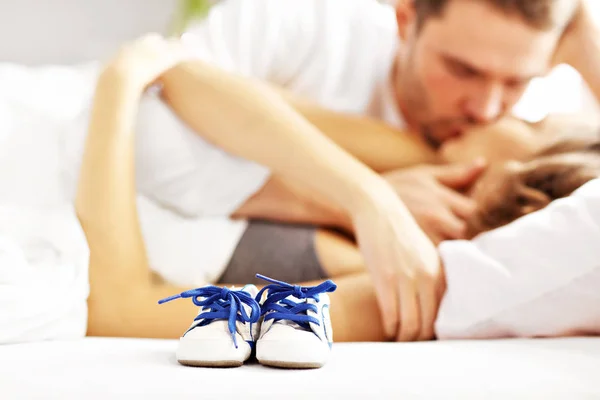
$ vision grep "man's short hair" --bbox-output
[415,0,570,31]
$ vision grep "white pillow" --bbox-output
[0,63,97,343]
[0,62,100,208]
[0,204,89,344]
[436,178,600,339]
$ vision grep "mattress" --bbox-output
[1,337,599,399]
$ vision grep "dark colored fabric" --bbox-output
[218,220,327,285]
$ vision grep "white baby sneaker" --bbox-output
[158,284,260,367]
[254,274,337,369]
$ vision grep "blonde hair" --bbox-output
[467,136,600,237]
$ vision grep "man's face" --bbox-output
[395,0,563,146]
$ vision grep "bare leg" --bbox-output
[315,229,364,277]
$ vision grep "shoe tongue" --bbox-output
[276,320,303,330]
[241,284,258,298]
[194,285,258,319]
[272,296,307,330]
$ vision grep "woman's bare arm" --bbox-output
[75,67,171,336]
[273,87,438,172]
[162,61,438,231]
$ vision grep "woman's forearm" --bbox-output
[302,110,437,172]
[268,85,438,172]
[75,68,150,284]
[159,61,406,219]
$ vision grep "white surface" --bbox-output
[436,179,600,339]
[1,337,599,399]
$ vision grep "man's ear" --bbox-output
[395,0,417,41]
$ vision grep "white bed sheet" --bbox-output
[1,337,599,399]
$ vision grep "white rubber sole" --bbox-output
[176,338,252,368]
[256,339,330,369]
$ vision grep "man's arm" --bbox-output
[558,1,600,104]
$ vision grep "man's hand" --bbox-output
[383,160,486,244]
[351,186,445,342]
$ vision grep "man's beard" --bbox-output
[422,126,443,149]
[400,54,477,148]
[398,58,443,147]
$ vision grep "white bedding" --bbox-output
[1,337,599,399]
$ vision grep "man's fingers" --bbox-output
[437,210,467,241]
[396,279,421,342]
[374,277,399,340]
[416,277,440,341]
[428,232,445,246]
[434,158,487,190]
[420,222,444,246]
[423,187,476,241]
[440,188,477,219]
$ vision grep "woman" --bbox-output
[77,34,440,342]
[77,35,599,342]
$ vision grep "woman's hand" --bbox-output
[104,33,192,93]
[350,184,445,342]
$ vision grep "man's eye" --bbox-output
[447,62,477,78]
[505,78,529,91]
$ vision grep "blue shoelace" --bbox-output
[255,274,337,331]
[158,286,260,348]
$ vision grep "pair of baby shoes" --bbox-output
[159,274,337,369]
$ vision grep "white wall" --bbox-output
[0,0,179,65]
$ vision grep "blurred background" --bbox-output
[0,0,186,65]
[0,0,598,123]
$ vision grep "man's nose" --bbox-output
[465,83,504,124]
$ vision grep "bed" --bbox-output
[1,2,600,399]
[1,337,599,399]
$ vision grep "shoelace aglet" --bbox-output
[157,293,182,304]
